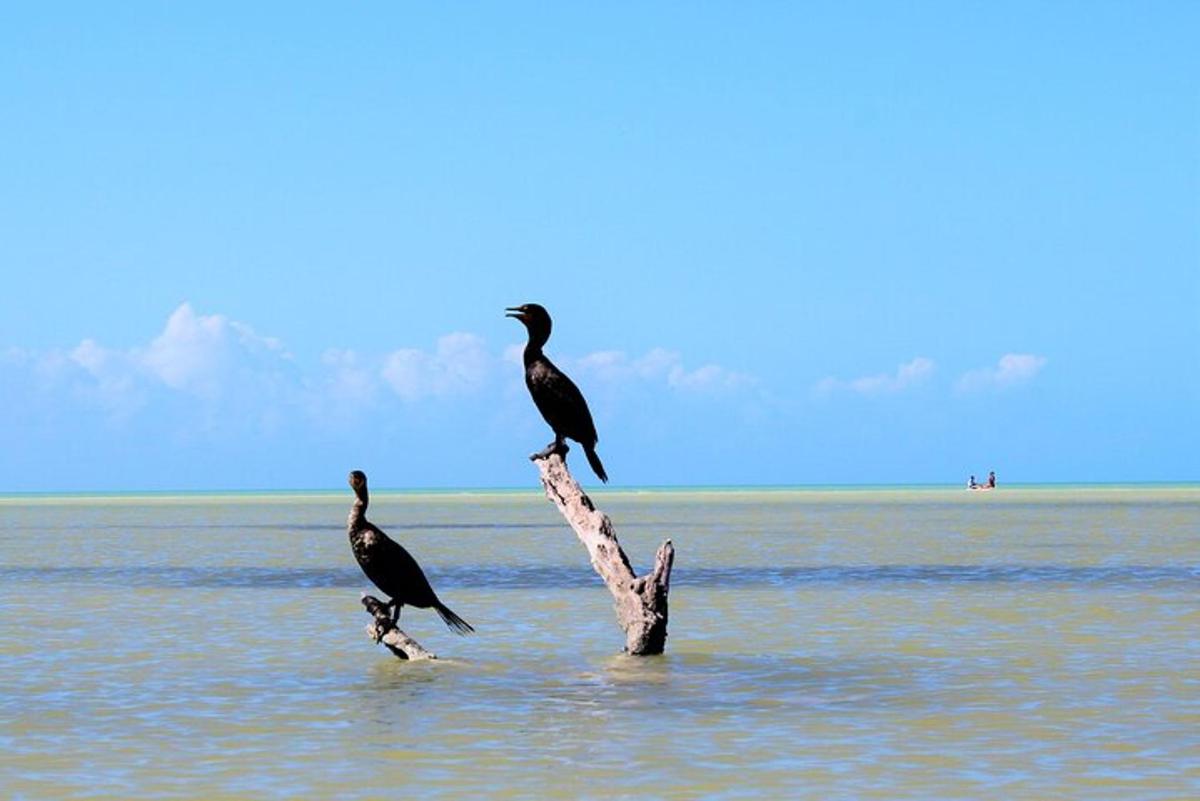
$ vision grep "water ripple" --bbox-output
[1,563,1195,589]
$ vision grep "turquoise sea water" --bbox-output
[1,486,1197,798]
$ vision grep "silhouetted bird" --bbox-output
[506,303,608,482]
[346,470,473,635]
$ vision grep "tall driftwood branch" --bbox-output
[534,452,675,655]
[361,595,436,661]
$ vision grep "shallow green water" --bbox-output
[1,487,1197,799]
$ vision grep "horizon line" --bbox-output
[2,479,1198,500]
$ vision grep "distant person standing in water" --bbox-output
[968,475,977,489]
[987,471,996,488]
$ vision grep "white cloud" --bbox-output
[5,305,748,437]
[139,303,288,396]
[815,357,935,396]
[37,303,294,405]
[68,339,144,417]
[320,348,377,402]
[5,303,298,424]
[502,343,525,365]
[573,347,753,393]
[1,346,30,366]
[956,353,1047,393]
[381,332,492,401]
[69,339,111,374]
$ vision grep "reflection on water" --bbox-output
[1,488,1197,799]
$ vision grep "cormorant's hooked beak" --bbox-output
[505,306,526,321]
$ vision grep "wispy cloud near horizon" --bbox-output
[1,303,752,435]
[814,357,936,397]
[956,353,1048,393]
[572,347,754,393]
[381,332,492,401]
[18,304,297,421]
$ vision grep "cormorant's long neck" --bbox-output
[348,491,369,529]
[523,341,544,366]
[523,325,550,366]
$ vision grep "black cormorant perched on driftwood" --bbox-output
[346,470,473,635]
[506,303,608,483]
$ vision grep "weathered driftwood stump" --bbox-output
[534,452,675,655]
[361,594,437,661]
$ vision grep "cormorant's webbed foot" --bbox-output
[388,599,403,625]
[530,439,569,462]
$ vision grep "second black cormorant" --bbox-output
[506,303,608,482]
[346,470,473,635]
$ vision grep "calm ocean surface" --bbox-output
[1,486,1197,799]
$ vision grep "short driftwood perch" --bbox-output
[534,452,675,655]
[361,594,437,661]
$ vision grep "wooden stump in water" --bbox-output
[533,452,675,655]
[361,594,437,661]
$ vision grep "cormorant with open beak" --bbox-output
[506,303,608,482]
[346,470,474,635]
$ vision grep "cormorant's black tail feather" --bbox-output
[435,603,475,635]
[584,444,608,483]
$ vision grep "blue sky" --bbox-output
[1,3,1197,491]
